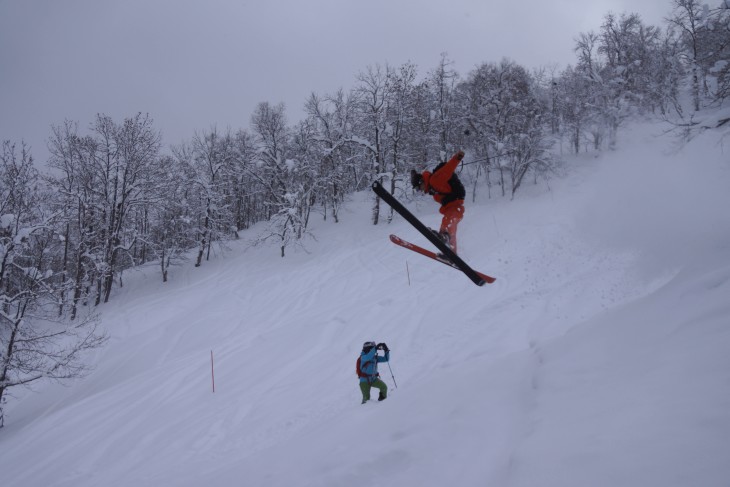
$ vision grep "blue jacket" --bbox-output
[359,347,389,383]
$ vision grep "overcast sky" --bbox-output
[1,0,673,163]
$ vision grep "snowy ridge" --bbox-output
[1,121,729,487]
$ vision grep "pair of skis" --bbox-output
[372,181,496,286]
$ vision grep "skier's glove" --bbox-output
[378,342,389,352]
[455,150,465,161]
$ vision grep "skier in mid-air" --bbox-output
[373,148,494,285]
[410,150,466,254]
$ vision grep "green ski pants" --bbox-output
[360,378,388,403]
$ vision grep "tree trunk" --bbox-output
[196,201,211,267]
[59,223,70,316]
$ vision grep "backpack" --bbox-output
[432,161,466,204]
[356,356,376,379]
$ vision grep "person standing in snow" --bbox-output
[410,150,466,254]
[358,341,390,404]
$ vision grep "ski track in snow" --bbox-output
[2,121,730,487]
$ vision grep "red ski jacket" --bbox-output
[421,151,465,206]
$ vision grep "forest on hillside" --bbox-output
[1,0,729,417]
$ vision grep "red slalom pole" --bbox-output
[211,350,216,393]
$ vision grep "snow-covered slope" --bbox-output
[2,122,729,487]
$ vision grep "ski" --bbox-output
[371,180,495,286]
[390,234,496,284]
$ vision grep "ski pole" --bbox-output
[210,350,216,393]
[387,358,398,389]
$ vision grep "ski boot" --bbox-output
[430,228,455,260]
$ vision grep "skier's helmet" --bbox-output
[362,341,376,352]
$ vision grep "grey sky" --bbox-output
[1,0,672,162]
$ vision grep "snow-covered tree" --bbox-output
[140,154,194,282]
[96,113,161,301]
[0,140,106,424]
[228,129,260,232]
[459,59,550,197]
[250,102,310,257]
[175,127,238,267]
[428,53,461,158]
[305,89,361,223]
[352,64,393,225]
[46,121,102,318]
[381,61,420,221]
[668,0,711,111]
[671,0,730,105]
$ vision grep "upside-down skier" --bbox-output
[410,150,466,254]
